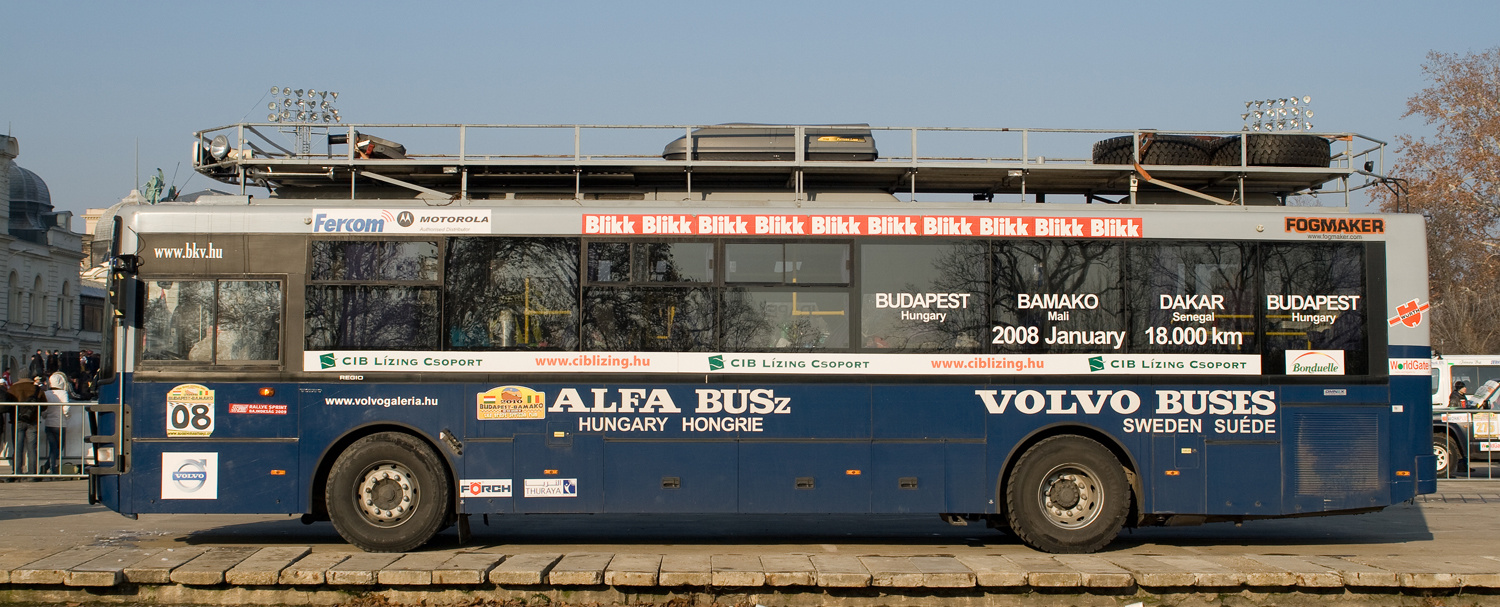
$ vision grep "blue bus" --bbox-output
[88,124,1433,553]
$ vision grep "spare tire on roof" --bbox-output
[1091,135,1215,165]
[1211,134,1331,167]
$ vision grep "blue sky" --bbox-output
[4,0,1497,223]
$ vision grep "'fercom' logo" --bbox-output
[320,353,337,369]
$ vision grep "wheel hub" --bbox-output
[356,463,418,526]
[1038,464,1103,530]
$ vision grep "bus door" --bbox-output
[1151,431,1205,515]
[513,422,603,513]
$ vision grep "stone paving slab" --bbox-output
[859,555,925,587]
[1108,554,1197,587]
[489,553,561,585]
[603,553,660,586]
[378,551,457,585]
[0,548,57,584]
[68,548,160,587]
[809,554,870,588]
[1152,554,1244,586]
[1202,555,1298,587]
[12,546,116,585]
[658,554,710,586]
[954,554,1026,587]
[1243,555,1343,588]
[278,552,350,585]
[326,553,402,585]
[1053,554,1134,587]
[548,553,613,585]
[1006,554,1080,587]
[760,554,815,586]
[711,554,765,587]
[1303,554,1399,587]
[433,552,504,585]
[224,547,311,586]
[170,546,259,585]
[909,555,975,587]
[123,546,210,584]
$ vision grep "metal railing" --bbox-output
[0,401,92,480]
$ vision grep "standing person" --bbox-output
[45,350,60,375]
[27,351,44,380]
[0,377,11,470]
[12,378,40,476]
[1450,381,1470,408]
[41,372,71,476]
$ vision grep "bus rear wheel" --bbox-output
[1005,435,1129,554]
[326,432,451,552]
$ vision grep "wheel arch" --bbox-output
[306,422,456,521]
[997,422,1142,525]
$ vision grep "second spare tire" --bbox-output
[1211,134,1331,167]
[1091,134,1215,165]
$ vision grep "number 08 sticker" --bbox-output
[166,384,216,437]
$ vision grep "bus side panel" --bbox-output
[872,385,987,513]
[1391,345,1436,496]
[738,442,871,513]
[870,442,945,513]
[131,441,300,514]
[1281,404,1388,514]
[602,441,738,513]
[1205,442,1281,515]
[459,440,515,514]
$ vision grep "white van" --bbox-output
[1432,355,1500,407]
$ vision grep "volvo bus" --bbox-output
[87,123,1433,554]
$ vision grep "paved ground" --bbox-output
[1,479,1499,605]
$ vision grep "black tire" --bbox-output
[1092,135,1214,165]
[1211,134,1331,167]
[1005,435,1129,554]
[1434,432,1463,478]
[327,432,452,552]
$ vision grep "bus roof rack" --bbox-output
[192,123,1390,206]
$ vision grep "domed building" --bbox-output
[0,135,103,381]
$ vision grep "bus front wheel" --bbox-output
[1005,435,1129,554]
[326,432,452,552]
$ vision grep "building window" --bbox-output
[58,282,70,330]
[7,272,17,324]
[81,297,104,333]
[31,275,44,326]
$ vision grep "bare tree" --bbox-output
[1374,48,1500,354]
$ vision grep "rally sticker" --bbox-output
[166,384,216,437]
[477,386,546,420]
[228,403,288,415]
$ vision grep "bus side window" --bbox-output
[445,237,578,350]
[1261,242,1367,375]
[143,279,283,364]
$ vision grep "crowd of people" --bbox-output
[0,348,99,478]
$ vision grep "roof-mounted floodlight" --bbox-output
[1242,96,1315,132]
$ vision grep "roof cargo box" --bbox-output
[663,124,877,161]
[329,131,408,159]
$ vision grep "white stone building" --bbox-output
[0,136,104,378]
